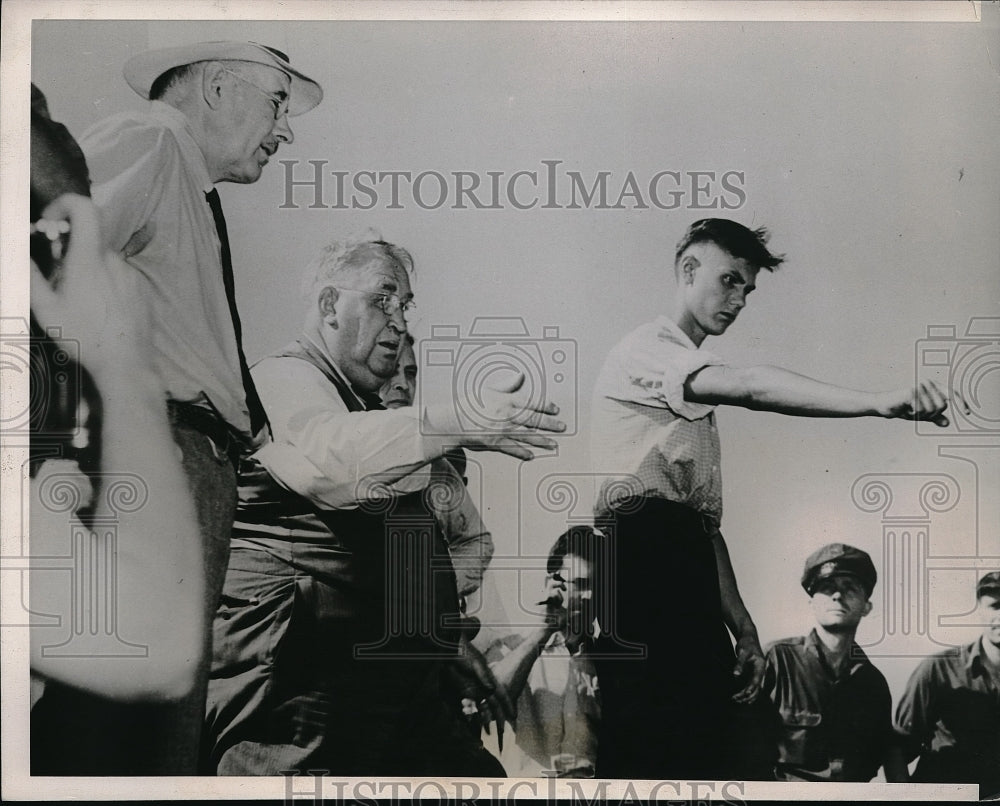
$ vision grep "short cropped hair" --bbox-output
[302,229,415,301]
[675,218,785,271]
[547,525,604,575]
[149,63,203,101]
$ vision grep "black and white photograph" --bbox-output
[2,1,998,801]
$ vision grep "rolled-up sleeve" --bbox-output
[599,319,725,422]
[252,355,451,509]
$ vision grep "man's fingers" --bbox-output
[40,193,102,272]
[481,439,534,461]
[492,685,515,723]
[512,409,567,434]
[510,433,558,451]
[732,682,763,704]
[919,380,947,417]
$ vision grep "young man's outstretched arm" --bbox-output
[685,365,957,426]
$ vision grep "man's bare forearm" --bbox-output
[711,531,757,640]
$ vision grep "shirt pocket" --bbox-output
[778,707,824,767]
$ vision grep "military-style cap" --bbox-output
[124,41,322,116]
[801,543,877,598]
[977,571,1000,599]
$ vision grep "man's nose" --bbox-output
[274,114,294,145]
[388,309,408,332]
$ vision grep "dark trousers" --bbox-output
[206,529,502,777]
[593,497,775,781]
[31,423,236,775]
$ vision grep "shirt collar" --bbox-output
[148,100,213,193]
[805,628,869,676]
[654,314,701,351]
[966,637,992,674]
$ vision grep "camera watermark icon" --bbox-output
[3,467,150,657]
[418,317,578,437]
[0,316,82,441]
[851,472,999,658]
[915,317,1000,436]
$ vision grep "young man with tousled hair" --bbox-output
[590,217,957,780]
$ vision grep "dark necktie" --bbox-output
[204,188,268,436]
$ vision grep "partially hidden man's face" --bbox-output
[550,553,596,642]
[978,594,1000,648]
[321,250,411,394]
[678,242,759,342]
[380,340,417,409]
[212,63,294,184]
[809,575,872,633]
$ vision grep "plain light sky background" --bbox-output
[28,11,1000,711]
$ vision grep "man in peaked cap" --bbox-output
[895,571,1000,797]
[31,41,321,775]
[760,543,908,781]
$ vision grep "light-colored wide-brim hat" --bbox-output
[124,40,322,116]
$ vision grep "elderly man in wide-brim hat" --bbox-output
[29,40,321,775]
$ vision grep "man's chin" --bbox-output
[224,163,264,184]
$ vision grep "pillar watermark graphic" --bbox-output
[513,467,647,659]
[850,473,968,657]
[350,480,470,659]
[849,316,1000,657]
[20,469,151,657]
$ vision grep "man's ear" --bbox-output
[319,286,339,326]
[201,61,227,110]
[680,254,699,285]
[862,599,873,618]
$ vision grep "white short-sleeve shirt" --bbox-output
[590,315,725,527]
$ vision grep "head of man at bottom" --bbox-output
[303,234,415,395]
[976,571,1000,661]
[801,543,877,645]
[543,526,605,652]
[380,333,417,409]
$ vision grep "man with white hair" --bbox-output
[204,233,564,775]
[31,42,321,774]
